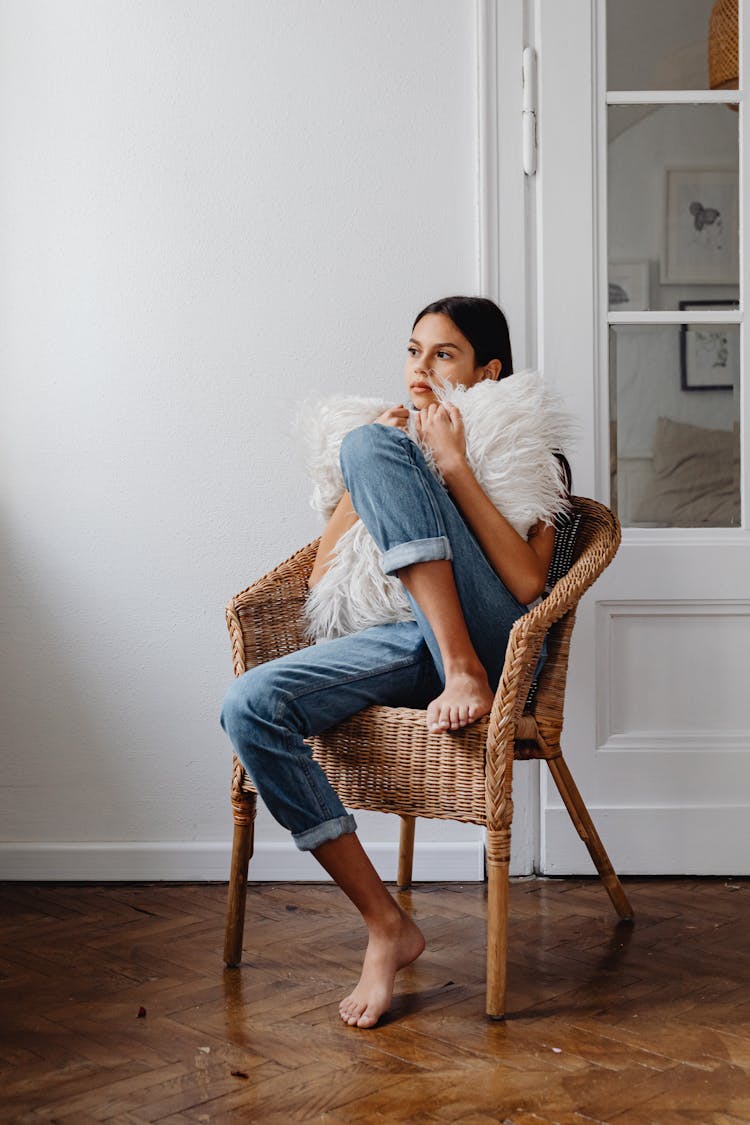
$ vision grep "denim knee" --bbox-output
[220,664,282,742]
[340,421,402,475]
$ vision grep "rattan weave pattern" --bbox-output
[227,539,318,674]
[709,0,738,90]
[312,707,490,824]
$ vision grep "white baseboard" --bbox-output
[543,806,750,875]
[0,839,486,882]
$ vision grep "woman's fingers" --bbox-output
[444,402,463,426]
[419,402,463,439]
[375,405,410,428]
[422,402,461,423]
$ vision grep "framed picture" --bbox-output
[679,300,739,391]
[662,168,739,284]
[609,260,650,310]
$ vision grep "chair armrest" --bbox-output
[521,504,620,643]
[225,539,320,676]
[484,499,622,805]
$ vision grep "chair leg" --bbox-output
[546,752,633,921]
[485,829,510,1020]
[397,815,416,889]
[223,788,257,967]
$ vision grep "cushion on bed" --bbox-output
[634,417,739,527]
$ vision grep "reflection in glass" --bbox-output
[608,104,738,311]
[708,0,739,94]
[607,0,723,90]
[610,325,739,527]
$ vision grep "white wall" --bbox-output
[0,0,486,879]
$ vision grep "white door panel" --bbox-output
[535,0,750,874]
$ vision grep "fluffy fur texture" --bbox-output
[304,395,391,520]
[304,519,416,640]
[301,372,576,642]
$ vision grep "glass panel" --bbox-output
[607,0,737,92]
[610,324,740,528]
[608,104,739,311]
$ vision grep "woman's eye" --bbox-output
[437,351,452,360]
[407,346,419,356]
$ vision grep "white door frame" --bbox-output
[478,0,540,874]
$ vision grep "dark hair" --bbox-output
[412,295,513,379]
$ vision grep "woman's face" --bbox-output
[404,313,500,407]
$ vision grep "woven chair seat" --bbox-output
[238,708,543,825]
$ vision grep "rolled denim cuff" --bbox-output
[381,536,452,575]
[292,812,357,852]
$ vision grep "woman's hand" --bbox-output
[374,405,410,430]
[414,402,467,475]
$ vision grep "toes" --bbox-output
[445,704,473,730]
[339,990,383,1029]
[340,995,368,1026]
[427,698,478,733]
[427,704,449,732]
[441,704,454,729]
[339,997,358,1022]
[356,1010,380,1028]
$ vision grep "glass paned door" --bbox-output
[535,0,750,877]
[605,0,741,528]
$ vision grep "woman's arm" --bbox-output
[416,402,556,605]
[308,490,359,589]
[441,462,555,604]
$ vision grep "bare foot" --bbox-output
[338,909,425,1029]
[426,667,494,733]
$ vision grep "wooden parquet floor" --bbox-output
[1,877,750,1123]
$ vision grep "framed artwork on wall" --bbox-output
[679,300,739,391]
[608,260,649,310]
[662,168,739,285]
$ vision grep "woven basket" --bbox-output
[709,0,738,92]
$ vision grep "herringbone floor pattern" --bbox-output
[1,877,749,1123]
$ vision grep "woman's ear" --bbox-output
[483,359,502,381]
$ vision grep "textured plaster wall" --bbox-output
[0,0,482,874]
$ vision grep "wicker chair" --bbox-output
[223,496,633,1019]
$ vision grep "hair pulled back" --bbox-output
[412,295,513,379]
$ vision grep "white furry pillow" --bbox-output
[304,395,391,520]
[301,372,575,641]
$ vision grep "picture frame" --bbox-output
[608,260,650,310]
[662,168,739,285]
[679,300,739,391]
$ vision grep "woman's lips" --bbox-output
[410,383,432,393]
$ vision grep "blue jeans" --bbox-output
[220,423,530,851]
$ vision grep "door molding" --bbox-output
[477,0,538,874]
